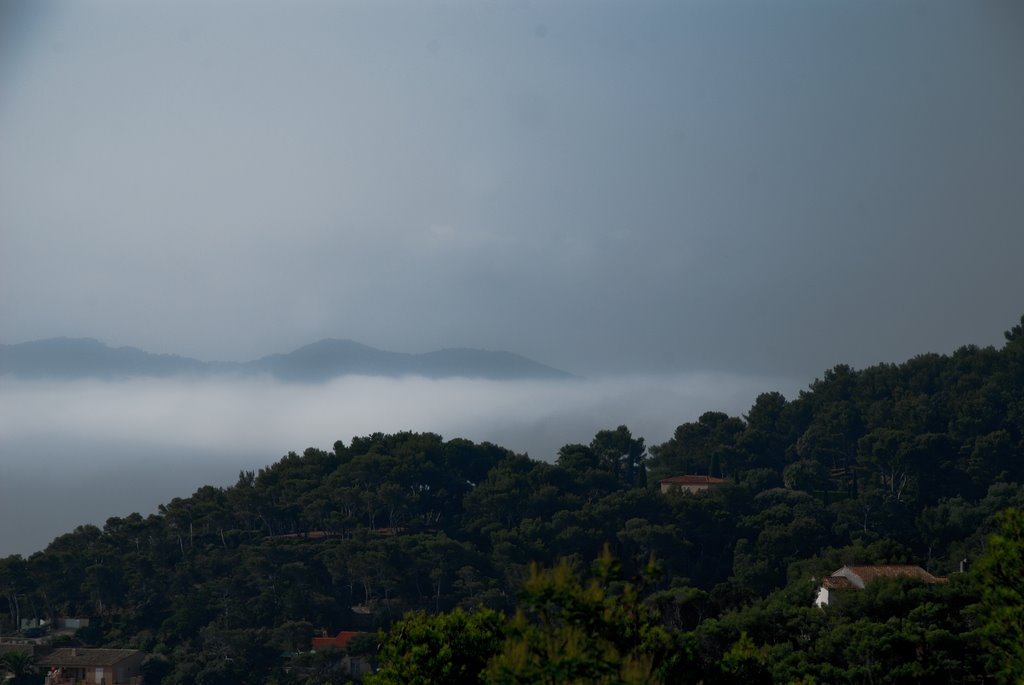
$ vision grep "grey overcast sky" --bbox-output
[1,0,1022,376]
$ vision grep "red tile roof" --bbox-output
[844,565,941,583]
[659,475,727,485]
[312,631,362,650]
[822,565,948,592]
[40,648,142,668]
[821,576,853,590]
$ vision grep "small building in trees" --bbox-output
[658,475,726,494]
[312,630,374,677]
[814,565,946,607]
[38,647,145,684]
[312,630,361,651]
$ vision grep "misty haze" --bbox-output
[0,366,796,556]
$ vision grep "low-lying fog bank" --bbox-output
[0,372,800,556]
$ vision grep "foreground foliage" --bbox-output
[371,547,684,685]
[369,607,506,685]
[485,549,680,685]
[973,507,1024,683]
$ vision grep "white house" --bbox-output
[658,475,726,494]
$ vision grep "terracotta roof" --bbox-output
[659,475,727,485]
[844,565,941,583]
[313,631,362,650]
[39,648,141,668]
[821,576,853,590]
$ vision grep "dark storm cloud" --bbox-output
[0,1,1021,376]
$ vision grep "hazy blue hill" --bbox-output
[0,337,219,379]
[247,339,573,381]
[245,338,414,381]
[0,337,572,381]
[417,347,573,380]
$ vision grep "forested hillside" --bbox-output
[2,317,1023,684]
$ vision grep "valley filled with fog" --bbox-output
[0,371,798,557]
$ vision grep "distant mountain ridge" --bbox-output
[0,337,573,381]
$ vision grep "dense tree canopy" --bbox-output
[972,507,1024,683]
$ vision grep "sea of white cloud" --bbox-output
[0,372,800,556]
